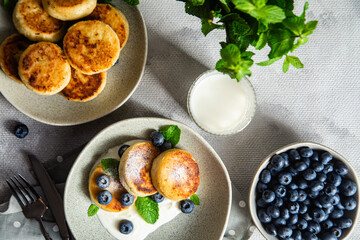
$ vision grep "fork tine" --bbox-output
[18,174,40,199]
[10,178,30,204]
[14,176,35,202]
[6,180,25,209]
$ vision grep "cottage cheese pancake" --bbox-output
[42,0,97,21]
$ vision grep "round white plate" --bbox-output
[64,117,232,240]
[0,2,147,126]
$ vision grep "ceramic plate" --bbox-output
[64,117,232,240]
[0,2,147,126]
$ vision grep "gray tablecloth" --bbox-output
[1,0,360,239]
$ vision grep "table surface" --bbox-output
[1,0,360,239]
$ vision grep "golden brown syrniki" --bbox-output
[18,42,71,95]
[13,0,65,42]
[0,34,31,84]
[42,0,97,21]
[151,149,200,201]
[63,20,120,75]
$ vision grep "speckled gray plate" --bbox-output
[0,2,147,126]
[64,117,232,240]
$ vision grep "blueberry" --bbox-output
[260,169,271,184]
[150,131,164,146]
[322,219,334,230]
[257,208,271,223]
[257,182,268,193]
[270,154,285,170]
[330,227,342,238]
[308,221,321,234]
[299,202,308,214]
[320,195,335,208]
[303,232,318,240]
[278,172,292,185]
[97,190,112,205]
[335,218,352,229]
[311,161,324,172]
[323,164,333,174]
[274,197,283,207]
[300,147,313,158]
[297,218,308,230]
[303,212,313,221]
[277,227,293,239]
[292,230,302,240]
[288,167,299,176]
[309,181,324,192]
[256,198,267,208]
[333,161,348,176]
[324,205,334,215]
[180,199,195,214]
[288,182,299,190]
[14,124,29,138]
[265,223,277,236]
[321,152,333,164]
[320,232,337,240]
[118,145,130,158]
[308,190,320,199]
[303,198,311,205]
[311,151,320,161]
[151,192,165,203]
[266,205,280,218]
[303,169,317,181]
[280,152,290,167]
[120,192,134,207]
[303,157,311,167]
[119,220,133,234]
[298,190,307,202]
[317,172,327,182]
[96,175,110,189]
[280,207,290,219]
[339,178,357,196]
[289,149,301,161]
[159,140,172,152]
[342,196,357,211]
[311,208,326,223]
[324,185,338,196]
[274,217,286,226]
[296,179,308,189]
[333,194,340,205]
[289,214,298,225]
[313,199,323,208]
[327,172,342,187]
[288,190,299,202]
[274,185,287,198]
[337,202,345,210]
[289,202,300,214]
[294,161,308,172]
[330,209,343,219]
[262,190,275,203]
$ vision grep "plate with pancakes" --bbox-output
[0,0,147,125]
[64,117,232,240]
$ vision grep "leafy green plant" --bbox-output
[178,0,318,81]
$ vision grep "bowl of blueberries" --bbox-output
[249,142,359,240]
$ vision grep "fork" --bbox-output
[6,174,52,240]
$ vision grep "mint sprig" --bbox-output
[160,125,181,146]
[101,158,119,179]
[190,193,200,205]
[88,204,99,217]
[135,197,159,224]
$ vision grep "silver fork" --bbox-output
[6,174,52,240]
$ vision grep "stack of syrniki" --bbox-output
[0,0,129,102]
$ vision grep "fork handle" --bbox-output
[37,218,52,240]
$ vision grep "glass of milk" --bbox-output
[187,70,256,135]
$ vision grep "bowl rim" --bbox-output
[249,141,360,240]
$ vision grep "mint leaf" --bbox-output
[185,1,212,19]
[135,197,159,224]
[122,0,139,6]
[282,16,305,36]
[291,36,308,52]
[231,0,255,12]
[219,0,231,13]
[287,56,304,69]
[255,32,267,50]
[302,21,318,36]
[101,158,119,179]
[257,56,282,66]
[190,0,205,6]
[268,29,295,58]
[160,125,181,146]
[190,194,200,205]
[88,204,99,217]
[201,18,224,36]
[283,56,290,73]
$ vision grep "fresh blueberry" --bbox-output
[317,172,327,182]
[14,124,29,138]
[294,161,308,172]
[292,230,302,240]
[311,208,326,223]
[296,179,308,189]
[335,218,352,229]
[277,227,293,239]
[333,194,340,205]
[262,190,275,203]
[150,131,164,147]
[342,196,357,211]
[289,149,301,161]
[96,175,110,189]
[266,205,280,218]
[324,205,334,215]
[280,153,290,167]
[309,181,324,192]
[300,147,313,158]
[97,190,112,205]
[321,152,333,164]
[311,151,320,161]
[180,199,195,214]
[151,192,165,203]
[274,185,287,198]
[320,232,337,240]
[313,199,323,208]
[330,209,344,219]
[299,202,308,214]
[303,169,317,181]
[297,218,308,230]
[288,167,299,176]
[308,221,321,234]
[323,164,333,174]
[274,217,286,226]
[288,190,299,202]
[260,169,271,184]
[339,178,357,196]
[303,231,318,240]
[256,198,267,208]
[330,227,342,238]
[268,166,280,176]
[118,145,130,158]
[308,190,320,199]
[333,161,349,176]
[119,220,133,234]
[303,198,311,205]
[337,202,345,210]
[265,223,277,236]
[324,185,338,196]
[288,202,300,214]
[303,212,313,221]
[257,182,268,193]
[298,190,307,202]
[280,207,290,219]
[257,208,272,223]
[278,172,292,185]
[303,157,311,167]
[322,219,334,230]
[311,161,324,172]
[120,192,134,207]
[274,197,283,207]
[288,182,299,190]
[320,195,335,208]
[289,214,299,225]
[270,154,285,170]
[159,140,172,152]
[327,172,342,187]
